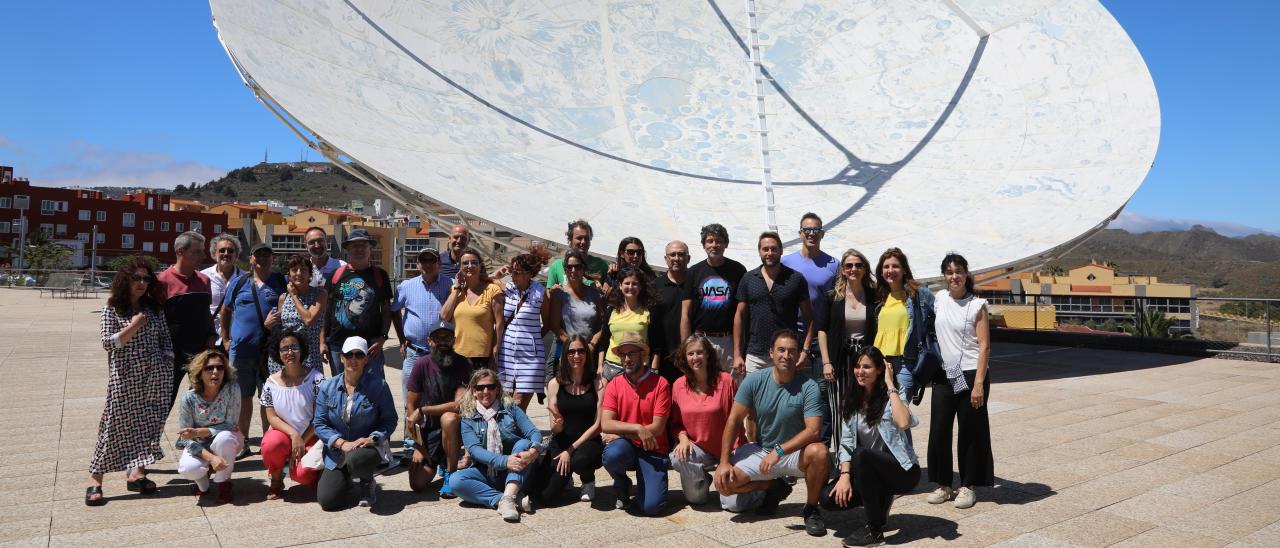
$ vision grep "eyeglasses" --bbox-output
[667,252,688,258]
[343,351,367,359]
[460,260,481,267]
[130,274,154,283]
[842,262,865,270]
[801,227,824,235]
[565,348,588,356]
[475,383,498,392]
[623,248,643,256]
[564,263,584,271]
[279,344,300,354]
[617,349,645,359]
[205,364,226,372]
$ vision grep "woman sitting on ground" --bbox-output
[668,334,744,507]
[176,349,244,505]
[449,368,543,522]
[529,335,604,505]
[313,336,397,511]
[821,346,920,547]
[261,329,325,499]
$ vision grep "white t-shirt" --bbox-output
[261,368,325,434]
[934,290,987,372]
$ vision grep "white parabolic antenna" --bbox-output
[209,0,1160,270]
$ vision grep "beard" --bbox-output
[430,348,456,368]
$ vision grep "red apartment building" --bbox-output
[1,166,228,268]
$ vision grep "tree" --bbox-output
[175,183,187,193]
[24,241,73,271]
[279,169,294,181]
[1121,307,1190,339]
[106,254,162,273]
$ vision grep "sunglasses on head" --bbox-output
[475,383,498,392]
[343,351,367,359]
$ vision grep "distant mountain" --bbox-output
[170,163,386,208]
[1051,226,1280,298]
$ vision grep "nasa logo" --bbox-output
[700,276,731,309]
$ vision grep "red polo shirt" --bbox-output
[603,371,672,454]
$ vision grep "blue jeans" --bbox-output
[449,439,533,508]
[328,348,386,383]
[886,356,914,403]
[807,338,831,443]
[603,439,669,516]
[401,344,428,452]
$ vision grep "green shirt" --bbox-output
[734,368,822,449]
[545,256,610,287]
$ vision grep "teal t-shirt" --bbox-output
[734,368,822,449]
[545,256,610,287]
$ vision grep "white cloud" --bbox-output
[30,142,227,189]
[1110,211,1280,238]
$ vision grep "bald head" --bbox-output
[664,240,690,274]
[449,224,470,256]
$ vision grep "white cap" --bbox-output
[341,336,369,355]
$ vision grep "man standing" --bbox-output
[202,234,243,346]
[157,231,216,409]
[322,228,394,381]
[652,240,690,382]
[305,226,346,281]
[438,224,470,280]
[601,333,672,516]
[681,223,747,367]
[780,213,840,441]
[733,232,814,378]
[714,330,830,537]
[545,220,609,287]
[405,321,472,498]
[221,243,287,454]
[392,247,453,457]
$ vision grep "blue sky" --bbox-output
[0,1,1275,234]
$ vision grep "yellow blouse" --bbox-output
[453,282,502,358]
[874,292,909,357]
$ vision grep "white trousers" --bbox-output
[178,430,244,491]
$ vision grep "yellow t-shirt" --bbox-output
[874,292,910,357]
[604,309,651,363]
[454,282,502,358]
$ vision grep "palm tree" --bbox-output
[1122,306,1191,339]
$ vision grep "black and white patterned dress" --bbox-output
[89,304,175,475]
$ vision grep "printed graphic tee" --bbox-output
[325,265,393,346]
[683,258,747,334]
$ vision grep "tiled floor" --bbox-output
[1,289,1277,547]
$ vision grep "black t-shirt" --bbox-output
[683,258,747,334]
[652,273,687,361]
[736,265,808,358]
[325,265,393,345]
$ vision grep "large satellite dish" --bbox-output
[209,0,1159,271]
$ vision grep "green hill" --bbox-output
[171,163,386,208]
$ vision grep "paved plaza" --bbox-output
[1,289,1278,547]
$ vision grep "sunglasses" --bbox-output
[205,364,226,372]
[216,248,236,255]
[460,259,481,267]
[623,248,643,256]
[843,262,865,270]
[279,344,301,354]
[566,348,588,356]
[475,383,499,392]
[801,227,824,235]
[343,351,367,359]
[130,274,154,283]
[564,263,584,271]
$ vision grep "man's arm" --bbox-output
[680,299,693,342]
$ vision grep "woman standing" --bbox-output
[529,336,604,505]
[823,347,920,547]
[497,246,552,409]
[668,335,743,506]
[926,253,993,509]
[548,250,605,366]
[597,268,659,381]
[817,249,878,449]
[261,329,325,499]
[86,259,174,506]
[450,368,543,522]
[269,254,327,373]
[441,248,505,370]
[603,237,657,292]
[313,337,397,511]
[872,248,934,404]
[175,349,244,505]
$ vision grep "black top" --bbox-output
[325,265,393,345]
[683,258,747,334]
[555,381,599,447]
[735,264,809,358]
[819,290,879,373]
[652,273,687,365]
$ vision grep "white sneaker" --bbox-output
[580,481,595,502]
[926,486,953,505]
[519,493,534,513]
[954,487,977,509]
[497,495,520,522]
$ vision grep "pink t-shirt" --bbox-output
[671,371,745,457]
[603,372,672,454]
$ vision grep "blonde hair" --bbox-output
[456,368,513,417]
[833,249,876,301]
[187,349,235,393]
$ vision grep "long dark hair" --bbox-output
[874,247,921,302]
[674,334,723,394]
[605,267,657,311]
[842,346,889,428]
[556,334,598,388]
[107,257,161,316]
[563,249,598,285]
[615,236,656,280]
[940,252,975,296]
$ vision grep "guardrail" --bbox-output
[1,268,108,296]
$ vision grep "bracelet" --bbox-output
[839,470,851,476]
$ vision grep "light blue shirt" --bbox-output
[839,400,919,471]
[781,250,839,326]
[391,273,452,348]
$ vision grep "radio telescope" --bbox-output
[209,0,1159,271]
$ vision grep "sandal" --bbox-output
[266,477,284,500]
[126,476,158,495]
[85,485,106,506]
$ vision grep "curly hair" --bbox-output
[456,368,512,417]
[107,257,161,316]
[510,244,552,275]
[286,253,314,276]
[605,267,657,311]
[186,348,236,393]
[269,328,310,368]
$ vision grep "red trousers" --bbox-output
[261,428,321,486]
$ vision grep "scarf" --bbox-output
[476,401,503,456]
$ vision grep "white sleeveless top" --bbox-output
[934,290,987,372]
[260,368,325,434]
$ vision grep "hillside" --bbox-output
[170,163,386,208]
[1051,227,1280,298]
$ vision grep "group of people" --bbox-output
[84,214,995,546]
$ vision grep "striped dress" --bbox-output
[498,280,546,393]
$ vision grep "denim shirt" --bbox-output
[838,400,919,471]
[460,401,542,473]
[875,288,935,362]
[313,371,397,469]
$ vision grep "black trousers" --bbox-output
[528,437,603,503]
[927,370,994,488]
[317,447,381,511]
[820,448,919,529]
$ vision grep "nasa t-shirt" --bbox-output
[684,258,747,334]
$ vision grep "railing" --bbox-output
[982,291,1277,363]
[0,268,108,296]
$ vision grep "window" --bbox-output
[0,197,10,208]
[175,222,184,232]
[39,224,54,238]
[76,233,89,242]
[122,234,134,248]
[143,220,154,231]
[271,235,305,251]
[160,221,169,232]
[95,233,105,244]
[41,200,57,215]
[79,210,90,221]
[13,195,29,209]
[59,201,68,212]
[142,242,154,252]
[190,220,202,232]
[9,219,20,233]
[213,224,222,233]
[96,211,106,222]
[122,212,135,227]
[160,242,169,252]
[55,224,67,235]
[0,222,8,233]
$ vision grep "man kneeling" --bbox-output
[406,321,472,496]
[714,329,831,536]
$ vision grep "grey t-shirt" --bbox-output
[734,368,822,448]
[851,410,887,453]
[556,285,603,338]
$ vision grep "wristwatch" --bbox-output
[773,444,785,458]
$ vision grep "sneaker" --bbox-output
[358,480,379,508]
[519,493,534,514]
[497,495,520,522]
[614,478,632,510]
[843,525,885,547]
[580,481,595,502]
[755,478,793,516]
[803,504,827,537]
[926,486,953,504]
[438,469,456,499]
[954,487,977,509]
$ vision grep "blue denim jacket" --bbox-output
[460,400,542,473]
[875,287,935,362]
[838,400,919,471]
[313,371,398,469]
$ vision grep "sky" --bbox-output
[0,1,1276,235]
